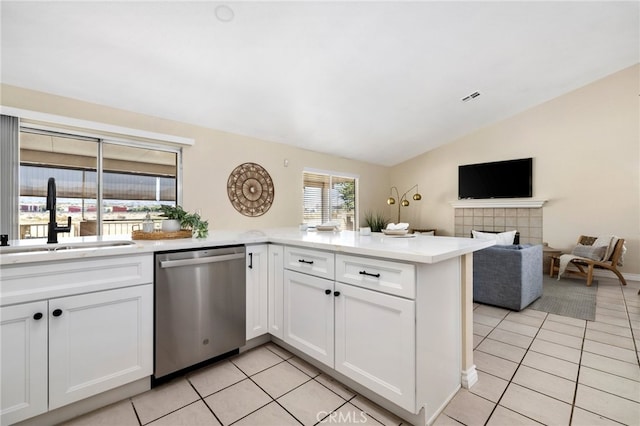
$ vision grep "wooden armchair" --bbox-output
[559,235,627,287]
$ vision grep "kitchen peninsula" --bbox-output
[0,229,492,426]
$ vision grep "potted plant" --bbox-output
[159,205,209,238]
[363,211,389,232]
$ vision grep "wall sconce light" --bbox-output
[387,184,422,223]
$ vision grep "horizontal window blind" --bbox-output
[17,124,181,239]
[303,171,357,230]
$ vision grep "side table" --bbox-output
[543,245,562,276]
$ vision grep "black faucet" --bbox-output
[46,177,71,244]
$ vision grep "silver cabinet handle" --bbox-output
[160,253,244,268]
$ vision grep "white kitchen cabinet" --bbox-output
[280,246,418,413]
[267,244,284,339]
[283,269,334,367]
[0,254,154,426]
[48,284,153,409]
[0,284,152,425]
[0,301,48,426]
[334,282,415,410]
[246,244,269,340]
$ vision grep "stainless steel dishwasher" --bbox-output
[154,245,246,379]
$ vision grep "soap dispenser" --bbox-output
[142,212,154,233]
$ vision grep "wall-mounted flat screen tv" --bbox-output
[458,158,532,199]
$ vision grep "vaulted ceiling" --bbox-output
[2,1,638,166]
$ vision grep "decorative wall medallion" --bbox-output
[227,162,274,217]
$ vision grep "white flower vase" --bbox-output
[161,219,181,232]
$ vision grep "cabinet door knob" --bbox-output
[33,312,43,320]
[325,289,331,295]
[248,252,253,269]
[334,291,341,297]
[52,309,63,317]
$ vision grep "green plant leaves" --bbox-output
[363,211,389,232]
[159,205,209,238]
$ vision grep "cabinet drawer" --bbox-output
[336,254,415,299]
[0,254,153,306]
[284,246,335,280]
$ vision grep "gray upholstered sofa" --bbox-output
[473,244,543,311]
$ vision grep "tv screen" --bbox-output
[458,158,532,199]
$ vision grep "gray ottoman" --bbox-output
[473,244,543,311]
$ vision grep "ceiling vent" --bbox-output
[462,91,481,102]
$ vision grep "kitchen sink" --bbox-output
[0,240,137,255]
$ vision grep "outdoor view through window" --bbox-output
[303,171,357,231]
[19,130,178,239]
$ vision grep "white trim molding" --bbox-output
[0,106,194,146]
[450,199,547,209]
[461,365,478,389]
[593,270,640,283]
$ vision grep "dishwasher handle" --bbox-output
[159,252,245,269]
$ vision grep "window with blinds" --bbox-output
[18,128,179,239]
[303,170,357,231]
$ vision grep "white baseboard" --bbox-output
[461,365,478,389]
[15,377,150,426]
[592,270,640,283]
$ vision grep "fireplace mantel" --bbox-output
[450,199,547,209]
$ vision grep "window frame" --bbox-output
[15,123,183,239]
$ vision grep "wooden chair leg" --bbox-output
[586,265,594,287]
[610,269,627,286]
[549,257,557,277]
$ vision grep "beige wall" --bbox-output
[390,64,640,275]
[1,85,391,230]
[3,64,638,275]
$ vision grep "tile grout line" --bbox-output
[185,347,291,425]
[231,347,311,425]
[481,310,553,426]
[569,282,640,424]
[242,371,310,425]
[185,377,225,426]
[482,310,637,363]
[620,284,640,366]
[477,307,631,425]
[586,286,640,365]
[128,399,143,426]
[229,345,372,426]
[567,305,589,426]
[474,308,548,426]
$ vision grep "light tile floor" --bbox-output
[439,277,640,426]
[62,278,639,426]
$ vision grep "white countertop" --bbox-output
[266,228,494,263]
[0,228,494,266]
